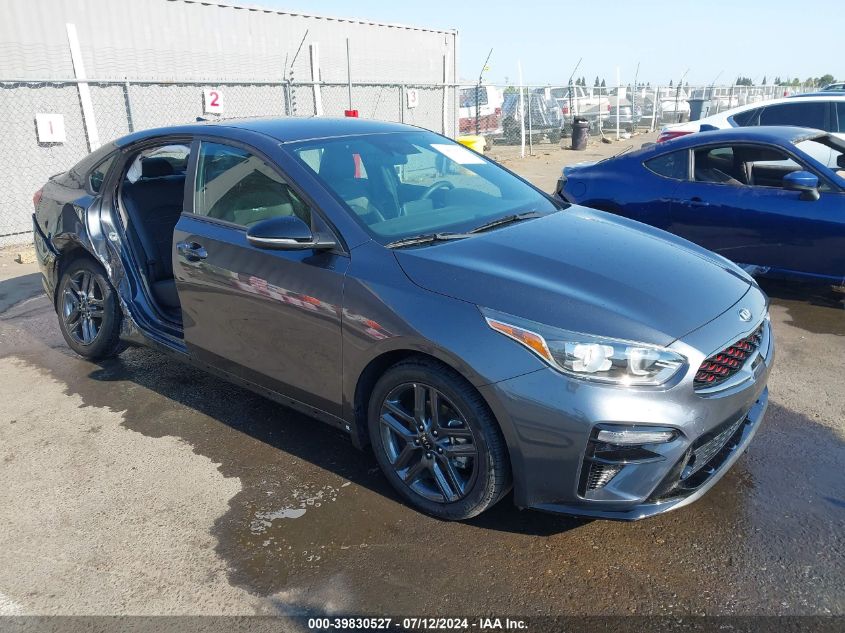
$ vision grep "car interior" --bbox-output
[117,142,319,323]
[693,145,805,188]
[118,144,191,320]
[294,136,545,241]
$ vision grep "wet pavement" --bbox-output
[0,254,843,616]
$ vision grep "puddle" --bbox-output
[760,279,845,337]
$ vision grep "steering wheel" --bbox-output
[420,180,455,200]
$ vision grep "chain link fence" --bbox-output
[458,82,819,154]
[0,73,822,246]
[0,78,458,246]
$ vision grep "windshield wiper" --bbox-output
[469,211,545,234]
[385,232,473,249]
[597,145,633,164]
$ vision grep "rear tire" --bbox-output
[56,256,125,360]
[368,357,511,520]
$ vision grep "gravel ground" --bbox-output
[0,140,843,619]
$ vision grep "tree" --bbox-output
[818,73,835,86]
[600,78,606,87]
[669,79,673,87]
[594,76,600,87]
[762,75,767,85]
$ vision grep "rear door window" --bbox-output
[758,101,828,130]
[89,153,116,193]
[730,107,761,127]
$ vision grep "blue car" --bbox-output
[557,127,845,284]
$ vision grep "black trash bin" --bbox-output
[571,117,590,151]
[688,98,712,121]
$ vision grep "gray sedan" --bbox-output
[32,118,773,520]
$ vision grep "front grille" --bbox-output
[694,323,764,389]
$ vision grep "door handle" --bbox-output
[688,197,710,207]
[177,241,208,262]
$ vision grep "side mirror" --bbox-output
[783,171,820,201]
[246,215,336,250]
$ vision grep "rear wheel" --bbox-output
[57,257,124,360]
[368,358,510,520]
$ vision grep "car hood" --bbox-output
[393,207,752,347]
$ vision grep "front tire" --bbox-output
[368,358,511,520]
[57,256,124,360]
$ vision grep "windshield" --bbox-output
[288,131,559,243]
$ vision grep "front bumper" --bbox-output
[531,391,767,520]
[479,290,773,521]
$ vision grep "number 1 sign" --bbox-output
[203,89,224,114]
[35,113,66,143]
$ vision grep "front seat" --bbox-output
[318,146,383,224]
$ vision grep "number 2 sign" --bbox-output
[203,89,224,114]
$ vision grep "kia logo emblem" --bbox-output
[738,308,753,322]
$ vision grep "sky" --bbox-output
[258,0,840,86]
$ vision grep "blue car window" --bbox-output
[692,146,745,185]
[644,151,688,180]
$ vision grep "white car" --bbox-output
[658,95,845,144]
[549,85,608,117]
[459,85,504,136]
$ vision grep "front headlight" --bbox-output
[482,308,686,386]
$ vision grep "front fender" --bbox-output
[340,241,546,430]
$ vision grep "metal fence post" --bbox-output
[123,77,135,132]
[310,43,323,116]
[527,87,533,155]
[651,85,660,132]
[441,54,448,135]
[283,80,292,116]
[400,84,405,123]
[346,38,353,111]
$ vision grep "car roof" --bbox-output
[637,125,825,156]
[114,117,420,147]
[791,91,845,97]
[702,93,845,118]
